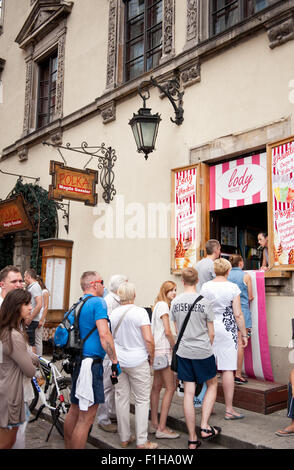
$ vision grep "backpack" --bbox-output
[54,295,96,357]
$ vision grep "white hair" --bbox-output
[108,274,128,293]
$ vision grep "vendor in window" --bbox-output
[257,232,269,271]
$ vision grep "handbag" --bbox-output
[170,295,203,372]
[153,354,169,370]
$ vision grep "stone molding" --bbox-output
[160,0,175,63]
[100,100,116,124]
[179,58,201,88]
[106,0,118,90]
[17,145,28,162]
[266,11,294,49]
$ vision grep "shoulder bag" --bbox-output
[170,295,203,372]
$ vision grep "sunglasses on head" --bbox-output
[90,279,104,286]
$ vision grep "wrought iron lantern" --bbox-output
[129,76,184,160]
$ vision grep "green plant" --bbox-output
[8,180,58,273]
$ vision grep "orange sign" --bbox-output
[49,161,98,206]
[0,194,34,236]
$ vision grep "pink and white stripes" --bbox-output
[210,153,267,211]
[175,168,197,245]
[243,271,274,382]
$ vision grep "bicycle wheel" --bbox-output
[49,376,72,437]
[29,379,39,412]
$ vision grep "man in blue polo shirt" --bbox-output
[64,270,120,449]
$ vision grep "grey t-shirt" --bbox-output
[27,281,42,322]
[170,292,215,360]
[194,257,215,293]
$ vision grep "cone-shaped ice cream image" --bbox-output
[175,237,185,270]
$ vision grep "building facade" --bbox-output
[1,0,294,382]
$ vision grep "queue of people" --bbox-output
[0,227,291,450]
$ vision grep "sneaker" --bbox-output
[98,422,117,433]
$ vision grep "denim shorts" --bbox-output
[70,358,104,406]
[177,354,217,384]
[288,383,294,419]
[25,321,39,347]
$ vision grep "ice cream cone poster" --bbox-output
[173,167,197,271]
[269,138,294,267]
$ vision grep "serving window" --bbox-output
[171,135,294,275]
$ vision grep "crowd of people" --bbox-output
[0,232,293,450]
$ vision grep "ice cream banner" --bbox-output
[271,140,294,266]
[210,153,267,211]
[174,167,197,271]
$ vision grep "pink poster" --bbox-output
[174,168,197,270]
[271,141,294,266]
[210,153,267,211]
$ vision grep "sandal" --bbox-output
[225,411,245,420]
[136,440,158,449]
[120,435,135,448]
[200,426,222,440]
[188,440,201,450]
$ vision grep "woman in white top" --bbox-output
[111,282,158,450]
[200,258,248,420]
[150,281,179,439]
[36,276,50,356]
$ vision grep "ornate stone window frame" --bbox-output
[0,0,5,35]
[15,1,72,138]
[106,0,175,91]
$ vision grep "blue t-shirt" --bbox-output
[79,294,109,358]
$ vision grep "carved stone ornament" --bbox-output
[15,0,73,49]
[17,145,28,162]
[186,0,198,43]
[106,0,118,89]
[55,33,66,119]
[50,129,63,146]
[267,14,294,49]
[180,59,201,88]
[101,100,116,124]
[162,0,175,57]
[22,59,33,136]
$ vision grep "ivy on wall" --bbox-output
[0,180,59,273]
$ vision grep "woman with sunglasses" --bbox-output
[150,281,179,439]
[0,289,37,449]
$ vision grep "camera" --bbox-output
[62,358,74,375]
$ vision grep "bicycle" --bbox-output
[29,351,72,441]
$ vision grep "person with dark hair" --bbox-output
[257,232,269,271]
[0,265,23,306]
[228,254,253,385]
[24,269,42,355]
[194,239,221,293]
[0,289,37,449]
[275,369,294,437]
[36,276,50,356]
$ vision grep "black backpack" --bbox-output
[54,295,96,357]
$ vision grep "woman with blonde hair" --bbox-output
[111,282,158,449]
[150,281,179,439]
[200,258,248,420]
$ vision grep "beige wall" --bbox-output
[0,1,294,383]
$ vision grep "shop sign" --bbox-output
[0,194,34,236]
[210,153,267,211]
[268,137,294,268]
[173,167,197,271]
[49,161,98,206]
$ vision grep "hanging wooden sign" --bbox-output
[0,194,34,236]
[49,161,98,206]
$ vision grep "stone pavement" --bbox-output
[26,387,293,450]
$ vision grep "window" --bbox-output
[211,0,271,36]
[125,0,162,81]
[37,53,58,129]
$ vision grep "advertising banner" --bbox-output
[210,153,267,211]
[49,161,98,206]
[173,167,197,271]
[269,139,294,267]
[0,194,34,236]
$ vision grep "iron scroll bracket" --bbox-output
[43,141,117,204]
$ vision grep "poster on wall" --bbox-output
[45,257,66,310]
[209,153,267,211]
[267,136,294,269]
[172,166,197,272]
